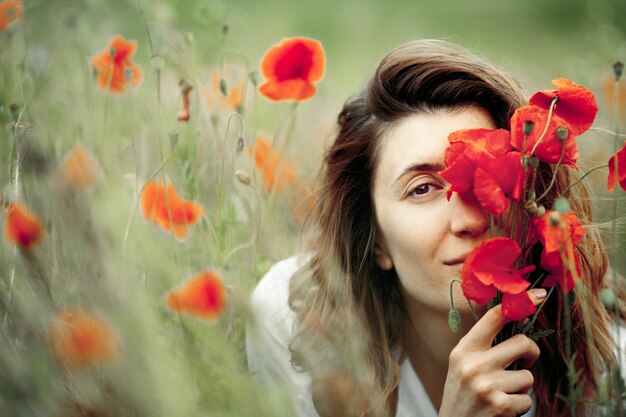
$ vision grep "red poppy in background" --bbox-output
[0,0,22,31]
[461,237,536,321]
[248,135,299,193]
[510,105,579,168]
[540,250,581,293]
[140,180,205,240]
[58,142,98,189]
[91,36,142,94]
[167,270,227,321]
[49,309,120,369]
[530,78,598,136]
[4,202,44,249]
[608,141,626,191]
[258,37,325,102]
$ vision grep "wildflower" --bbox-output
[608,141,626,191]
[533,211,584,292]
[248,135,298,193]
[140,180,205,240]
[48,309,120,369]
[177,79,193,122]
[510,105,579,168]
[258,37,325,102]
[0,0,22,32]
[439,128,524,215]
[58,142,98,189]
[461,237,536,321]
[529,78,598,136]
[204,64,245,113]
[90,36,142,94]
[167,270,227,321]
[4,202,44,249]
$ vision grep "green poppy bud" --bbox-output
[556,126,568,141]
[523,121,535,136]
[614,61,624,80]
[448,308,461,333]
[554,197,570,213]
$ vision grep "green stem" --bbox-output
[561,164,609,196]
[530,97,558,156]
[537,140,566,202]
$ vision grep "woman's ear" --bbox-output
[374,244,394,271]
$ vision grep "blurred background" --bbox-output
[0,0,625,415]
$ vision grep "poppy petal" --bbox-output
[502,292,537,321]
[608,141,626,191]
[167,271,227,321]
[474,167,508,215]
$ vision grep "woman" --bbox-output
[246,39,618,417]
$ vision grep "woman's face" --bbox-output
[372,106,494,315]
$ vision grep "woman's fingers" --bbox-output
[490,369,535,394]
[489,333,540,369]
[460,288,547,351]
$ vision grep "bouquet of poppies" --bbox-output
[442,69,625,325]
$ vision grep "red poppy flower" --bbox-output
[4,202,44,249]
[608,141,626,191]
[533,211,584,254]
[461,237,536,321]
[258,37,325,102]
[510,105,579,169]
[533,211,584,293]
[140,180,205,240]
[530,78,598,136]
[167,270,227,321]
[248,135,299,193]
[90,36,142,94]
[0,0,22,31]
[440,129,523,215]
[49,309,120,369]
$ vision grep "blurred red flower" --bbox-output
[248,135,298,193]
[533,211,584,293]
[58,142,98,189]
[90,36,142,94]
[140,180,205,240]
[167,270,227,321]
[49,309,120,369]
[461,237,536,321]
[4,202,44,249]
[608,141,626,191]
[258,37,325,101]
[530,78,598,136]
[0,0,22,32]
[510,105,579,168]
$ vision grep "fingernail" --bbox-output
[532,288,547,299]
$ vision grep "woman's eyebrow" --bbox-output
[394,162,446,184]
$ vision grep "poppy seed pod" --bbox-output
[554,197,570,213]
[523,121,535,136]
[556,126,568,142]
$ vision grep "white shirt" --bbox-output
[247,257,547,416]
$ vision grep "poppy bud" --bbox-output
[109,47,116,58]
[549,211,561,227]
[556,126,568,142]
[600,288,616,308]
[249,71,258,87]
[554,197,570,213]
[124,67,134,81]
[150,54,165,71]
[614,61,624,80]
[219,78,228,96]
[447,308,461,332]
[523,121,535,136]
[235,170,251,185]
[222,23,229,34]
[535,206,546,217]
[236,136,244,154]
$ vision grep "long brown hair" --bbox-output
[289,39,613,417]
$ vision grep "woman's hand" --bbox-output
[438,288,546,417]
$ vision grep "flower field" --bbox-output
[0,0,625,416]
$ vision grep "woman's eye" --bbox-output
[413,184,431,195]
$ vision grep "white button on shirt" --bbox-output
[246,257,552,417]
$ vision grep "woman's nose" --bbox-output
[449,192,489,238]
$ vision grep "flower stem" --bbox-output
[560,164,608,196]
[537,140,566,202]
[530,97,558,156]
